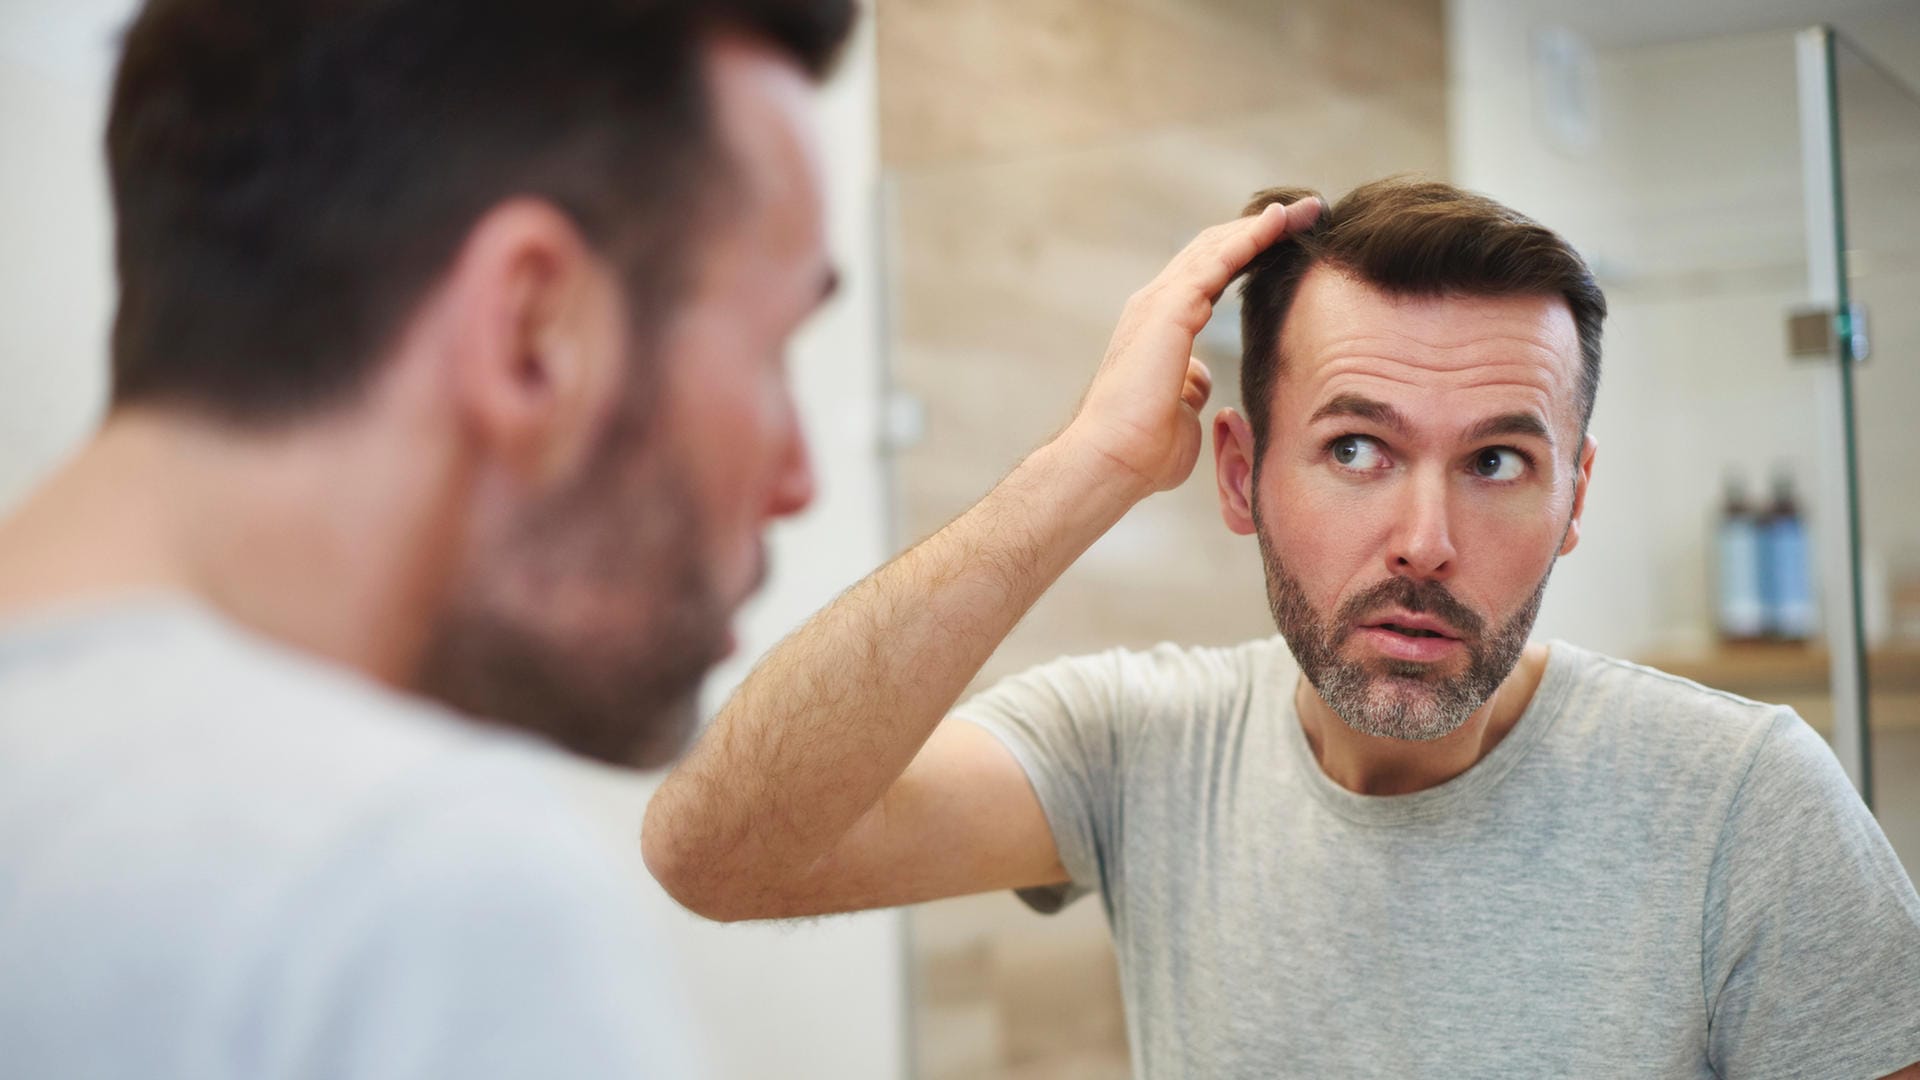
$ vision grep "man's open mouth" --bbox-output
[1377,623,1450,639]
[1359,611,1462,641]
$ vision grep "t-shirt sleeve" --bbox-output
[1702,709,1920,1079]
[249,763,700,1079]
[950,649,1136,914]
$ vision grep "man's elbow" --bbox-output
[646,859,794,924]
[640,804,725,919]
[639,802,778,923]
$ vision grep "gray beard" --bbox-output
[1253,504,1551,742]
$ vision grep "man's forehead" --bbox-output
[698,35,830,307]
[708,35,825,228]
[1275,266,1581,426]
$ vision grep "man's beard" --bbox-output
[1253,502,1551,742]
[415,406,738,769]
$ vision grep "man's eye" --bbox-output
[1330,435,1388,471]
[1472,447,1527,481]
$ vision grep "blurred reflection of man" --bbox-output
[0,1,851,1076]
[647,179,1920,1078]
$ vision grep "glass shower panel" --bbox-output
[1832,31,1920,874]
[1565,31,1856,749]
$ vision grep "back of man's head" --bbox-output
[106,0,854,426]
[1235,178,1606,456]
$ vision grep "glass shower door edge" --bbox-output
[1795,24,1873,807]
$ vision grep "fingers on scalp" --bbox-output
[1166,203,1291,296]
[1247,200,1290,236]
[1209,223,1278,282]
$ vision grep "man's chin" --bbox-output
[1329,681,1477,743]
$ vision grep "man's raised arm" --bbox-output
[641,198,1323,922]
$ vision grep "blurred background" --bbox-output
[2,1,1915,1077]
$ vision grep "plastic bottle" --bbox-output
[1716,474,1766,642]
[1759,471,1816,642]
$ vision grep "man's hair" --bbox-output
[1235,178,1606,456]
[106,0,855,423]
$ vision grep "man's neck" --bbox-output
[1293,641,1551,796]
[0,408,464,686]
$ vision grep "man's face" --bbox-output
[1242,267,1594,741]
[418,37,829,767]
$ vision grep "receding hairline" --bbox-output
[1234,178,1607,461]
[1269,265,1590,456]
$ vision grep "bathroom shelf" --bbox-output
[1637,643,1920,733]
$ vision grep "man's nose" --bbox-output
[1386,466,1456,581]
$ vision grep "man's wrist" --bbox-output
[1029,429,1157,521]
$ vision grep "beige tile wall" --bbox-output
[875,2,1449,1074]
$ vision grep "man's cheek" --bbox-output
[1271,516,1349,584]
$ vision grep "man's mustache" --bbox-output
[1333,576,1486,642]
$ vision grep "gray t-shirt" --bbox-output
[0,599,695,1079]
[957,636,1920,1079]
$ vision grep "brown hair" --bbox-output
[106,0,855,424]
[1236,178,1606,456]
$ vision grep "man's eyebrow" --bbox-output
[1309,394,1555,446]
[1462,411,1552,444]
[1308,393,1409,433]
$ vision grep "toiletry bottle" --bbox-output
[1760,471,1816,642]
[1716,473,1765,642]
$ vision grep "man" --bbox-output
[645,179,1920,1077]
[0,0,850,1075]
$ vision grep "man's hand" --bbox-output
[1062,197,1324,499]
[642,200,1322,921]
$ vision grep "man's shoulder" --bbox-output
[1547,640,1788,733]
[957,636,1294,755]
[0,598,587,902]
[1010,634,1296,698]
[0,600,666,1072]
[3,597,554,779]
[1535,640,1813,797]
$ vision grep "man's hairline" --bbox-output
[1248,269,1594,472]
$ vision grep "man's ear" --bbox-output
[1214,407,1259,536]
[1559,433,1598,556]
[438,198,625,488]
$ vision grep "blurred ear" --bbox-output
[1213,407,1259,536]
[1559,433,1598,556]
[436,198,626,489]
